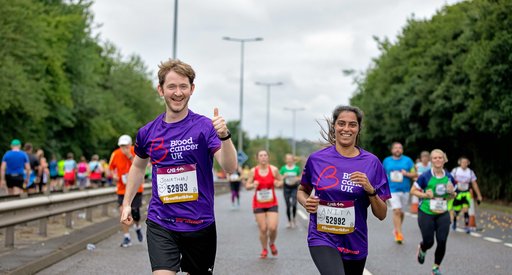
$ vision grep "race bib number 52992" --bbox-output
[156,164,198,204]
[316,200,356,234]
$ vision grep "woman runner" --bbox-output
[246,150,283,259]
[411,149,456,275]
[298,105,390,275]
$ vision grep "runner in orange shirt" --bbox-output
[110,134,144,247]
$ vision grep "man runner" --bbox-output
[120,59,237,275]
[110,134,144,247]
[383,142,416,244]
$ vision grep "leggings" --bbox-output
[309,246,366,275]
[283,185,298,221]
[230,182,240,203]
[418,210,450,265]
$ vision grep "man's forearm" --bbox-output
[218,140,237,173]
[123,158,147,206]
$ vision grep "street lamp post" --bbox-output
[222,36,263,152]
[172,0,178,59]
[284,107,305,156]
[255,81,283,151]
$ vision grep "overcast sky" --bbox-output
[91,0,461,142]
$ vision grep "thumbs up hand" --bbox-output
[212,107,230,140]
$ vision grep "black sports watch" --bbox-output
[219,131,231,141]
[367,189,377,197]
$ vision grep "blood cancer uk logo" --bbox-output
[149,137,200,163]
[315,166,361,193]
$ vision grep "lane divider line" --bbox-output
[404,210,511,248]
[483,237,503,243]
[363,268,373,275]
[297,209,309,221]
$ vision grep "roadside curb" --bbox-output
[4,218,119,275]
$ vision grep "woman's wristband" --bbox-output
[367,189,377,197]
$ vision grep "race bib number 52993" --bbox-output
[156,164,198,204]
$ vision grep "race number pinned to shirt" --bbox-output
[156,164,198,204]
[430,198,447,213]
[390,171,404,182]
[284,176,297,186]
[317,200,355,234]
[229,173,239,181]
[256,188,274,203]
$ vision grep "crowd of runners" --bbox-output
[1,59,486,275]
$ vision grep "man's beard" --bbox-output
[165,96,189,113]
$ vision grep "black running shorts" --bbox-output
[5,174,24,189]
[117,193,142,208]
[253,205,278,214]
[146,219,217,274]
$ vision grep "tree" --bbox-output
[350,0,512,200]
[0,0,161,160]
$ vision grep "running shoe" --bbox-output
[260,248,268,259]
[416,244,426,264]
[393,230,403,244]
[136,227,143,242]
[270,243,278,256]
[464,227,471,234]
[432,265,442,275]
[120,237,132,248]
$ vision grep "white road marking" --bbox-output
[504,243,512,248]
[297,209,309,221]
[363,268,372,275]
[404,212,417,218]
[469,232,482,237]
[483,237,503,243]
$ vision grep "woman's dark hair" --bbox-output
[319,105,364,146]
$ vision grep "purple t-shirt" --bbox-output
[301,146,390,260]
[134,110,221,232]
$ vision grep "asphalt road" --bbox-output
[38,188,512,274]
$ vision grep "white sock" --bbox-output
[124,233,130,239]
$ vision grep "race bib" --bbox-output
[429,198,447,213]
[458,182,470,191]
[121,174,128,185]
[156,164,198,204]
[284,176,296,186]
[256,188,274,203]
[229,173,239,181]
[390,171,403,182]
[317,200,355,234]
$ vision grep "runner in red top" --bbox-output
[246,150,283,259]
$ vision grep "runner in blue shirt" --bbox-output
[1,139,31,195]
[382,142,416,244]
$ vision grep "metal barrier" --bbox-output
[0,183,151,248]
[0,180,229,248]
